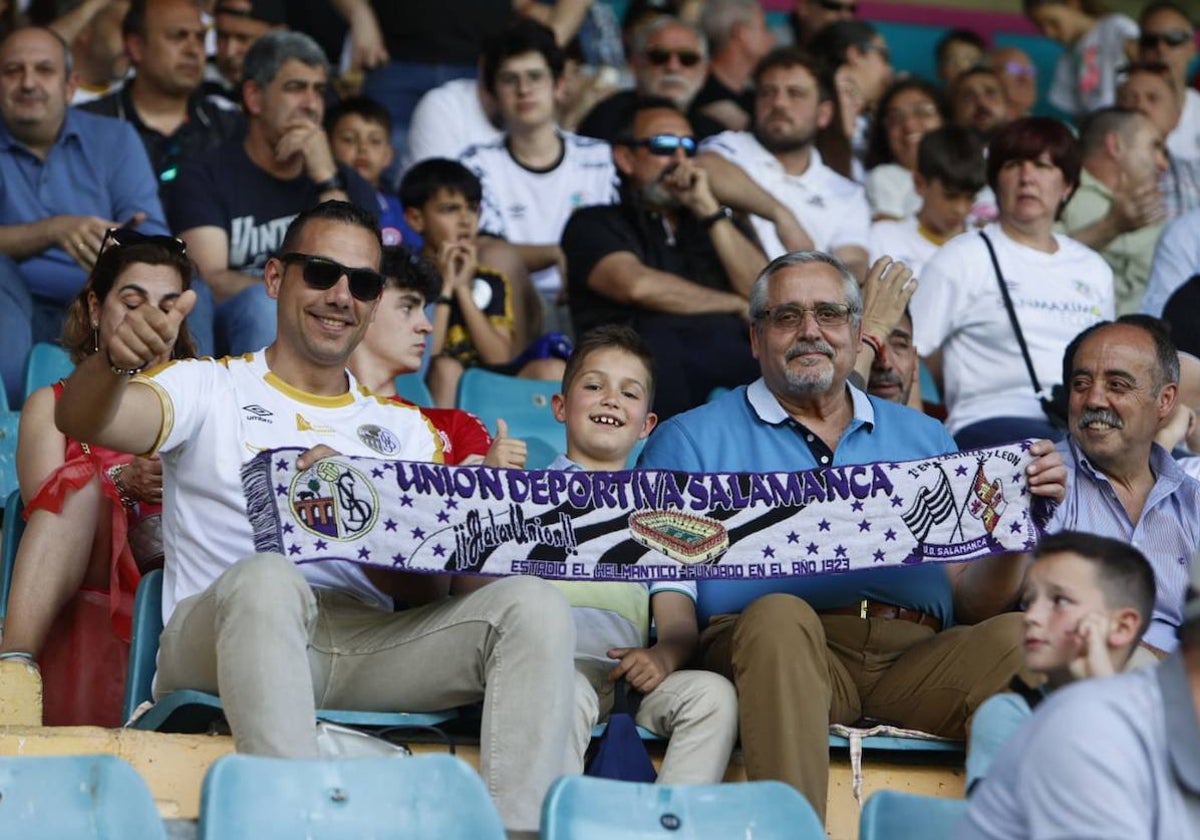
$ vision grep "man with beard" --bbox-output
[950,66,1010,143]
[1046,316,1200,662]
[560,98,767,419]
[700,47,871,279]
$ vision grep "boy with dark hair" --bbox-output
[549,325,738,784]
[399,158,517,408]
[326,95,422,249]
[966,530,1156,790]
[869,126,985,275]
[348,245,525,468]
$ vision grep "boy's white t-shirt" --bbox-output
[868,215,950,278]
[139,352,441,624]
[911,223,1114,434]
[460,131,619,298]
[1047,14,1138,116]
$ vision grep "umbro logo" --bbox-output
[243,404,274,423]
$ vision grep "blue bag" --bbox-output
[584,680,657,783]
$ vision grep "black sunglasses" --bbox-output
[632,133,698,157]
[277,253,385,302]
[1139,30,1192,49]
[646,47,703,68]
[100,227,188,258]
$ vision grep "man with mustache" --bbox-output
[1047,315,1200,662]
[639,249,1067,823]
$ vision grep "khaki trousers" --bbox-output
[699,593,1023,820]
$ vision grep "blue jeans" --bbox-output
[363,60,476,189]
[216,282,276,356]
[953,416,1064,450]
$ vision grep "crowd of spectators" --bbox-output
[1,0,1200,836]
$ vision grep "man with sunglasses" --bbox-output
[638,250,1068,825]
[54,200,578,836]
[1137,2,1200,162]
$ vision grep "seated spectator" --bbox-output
[326,96,423,249]
[0,25,179,408]
[1059,107,1167,315]
[1024,0,1137,118]
[869,126,986,277]
[936,28,986,87]
[1136,2,1200,162]
[347,244,524,469]
[865,307,919,407]
[459,19,619,333]
[987,45,1039,120]
[691,0,774,132]
[965,531,1155,790]
[863,79,947,222]
[912,117,1115,449]
[956,554,1200,840]
[1046,316,1200,658]
[168,30,376,356]
[576,15,725,144]
[0,230,195,724]
[475,324,739,783]
[1142,206,1200,317]
[808,20,894,169]
[700,47,872,278]
[950,66,1011,145]
[561,99,765,419]
[81,0,244,196]
[201,0,286,105]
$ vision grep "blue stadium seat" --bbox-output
[0,410,17,502]
[827,732,963,754]
[540,776,825,839]
[123,568,459,733]
[859,790,968,840]
[22,343,73,402]
[0,754,167,840]
[0,489,24,623]
[456,368,565,469]
[197,753,505,840]
[394,372,434,407]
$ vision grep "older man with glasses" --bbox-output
[1137,2,1200,161]
[561,97,768,419]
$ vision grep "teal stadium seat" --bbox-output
[456,368,565,469]
[540,776,825,839]
[0,754,167,840]
[123,568,459,733]
[0,489,24,624]
[0,413,18,516]
[22,342,73,402]
[197,753,505,840]
[394,372,434,407]
[859,790,968,840]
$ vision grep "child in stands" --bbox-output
[549,325,738,783]
[1023,0,1137,117]
[868,126,985,277]
[966,530,1155,791]
[326,96,423,250]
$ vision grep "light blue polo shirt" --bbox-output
[638,379,959,625]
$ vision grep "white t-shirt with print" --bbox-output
[911,223,1114,434]
[700,131,871,260]
[139,351,440,623]
[461,131,619,297]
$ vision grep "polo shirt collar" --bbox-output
[745,377,875,430]
[1158,652,1200,794]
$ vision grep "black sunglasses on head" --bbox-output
[646,47,703,67]
[100,227,188,258]
[277,252,385,302]
[631,134,698,157]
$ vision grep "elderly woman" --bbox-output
[0,230,194,724]
[911,117,1115,449]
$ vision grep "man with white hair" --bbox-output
[692,0,775,132]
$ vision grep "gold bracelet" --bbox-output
[106,464,137,509]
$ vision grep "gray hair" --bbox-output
[700,0,761,53]
[633,15,708,60]
[241,30,329,89]
[748,251,863,329]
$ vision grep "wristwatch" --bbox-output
[313,171,346,193]
[700,205,734,228]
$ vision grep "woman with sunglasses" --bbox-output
[0,231,194,725]
[863,79,947,222]
[911,117,1114,449]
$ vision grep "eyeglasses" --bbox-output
[645,47,703,68]
[276,252,385,302]
[99,227,188,259]
[1139,30,1192,49]
[1000,61,1037,80]
[630,133,698,156]
[816,0,857,12]
[755,302,857,330]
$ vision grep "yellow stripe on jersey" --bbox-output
[263,371,356,408]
